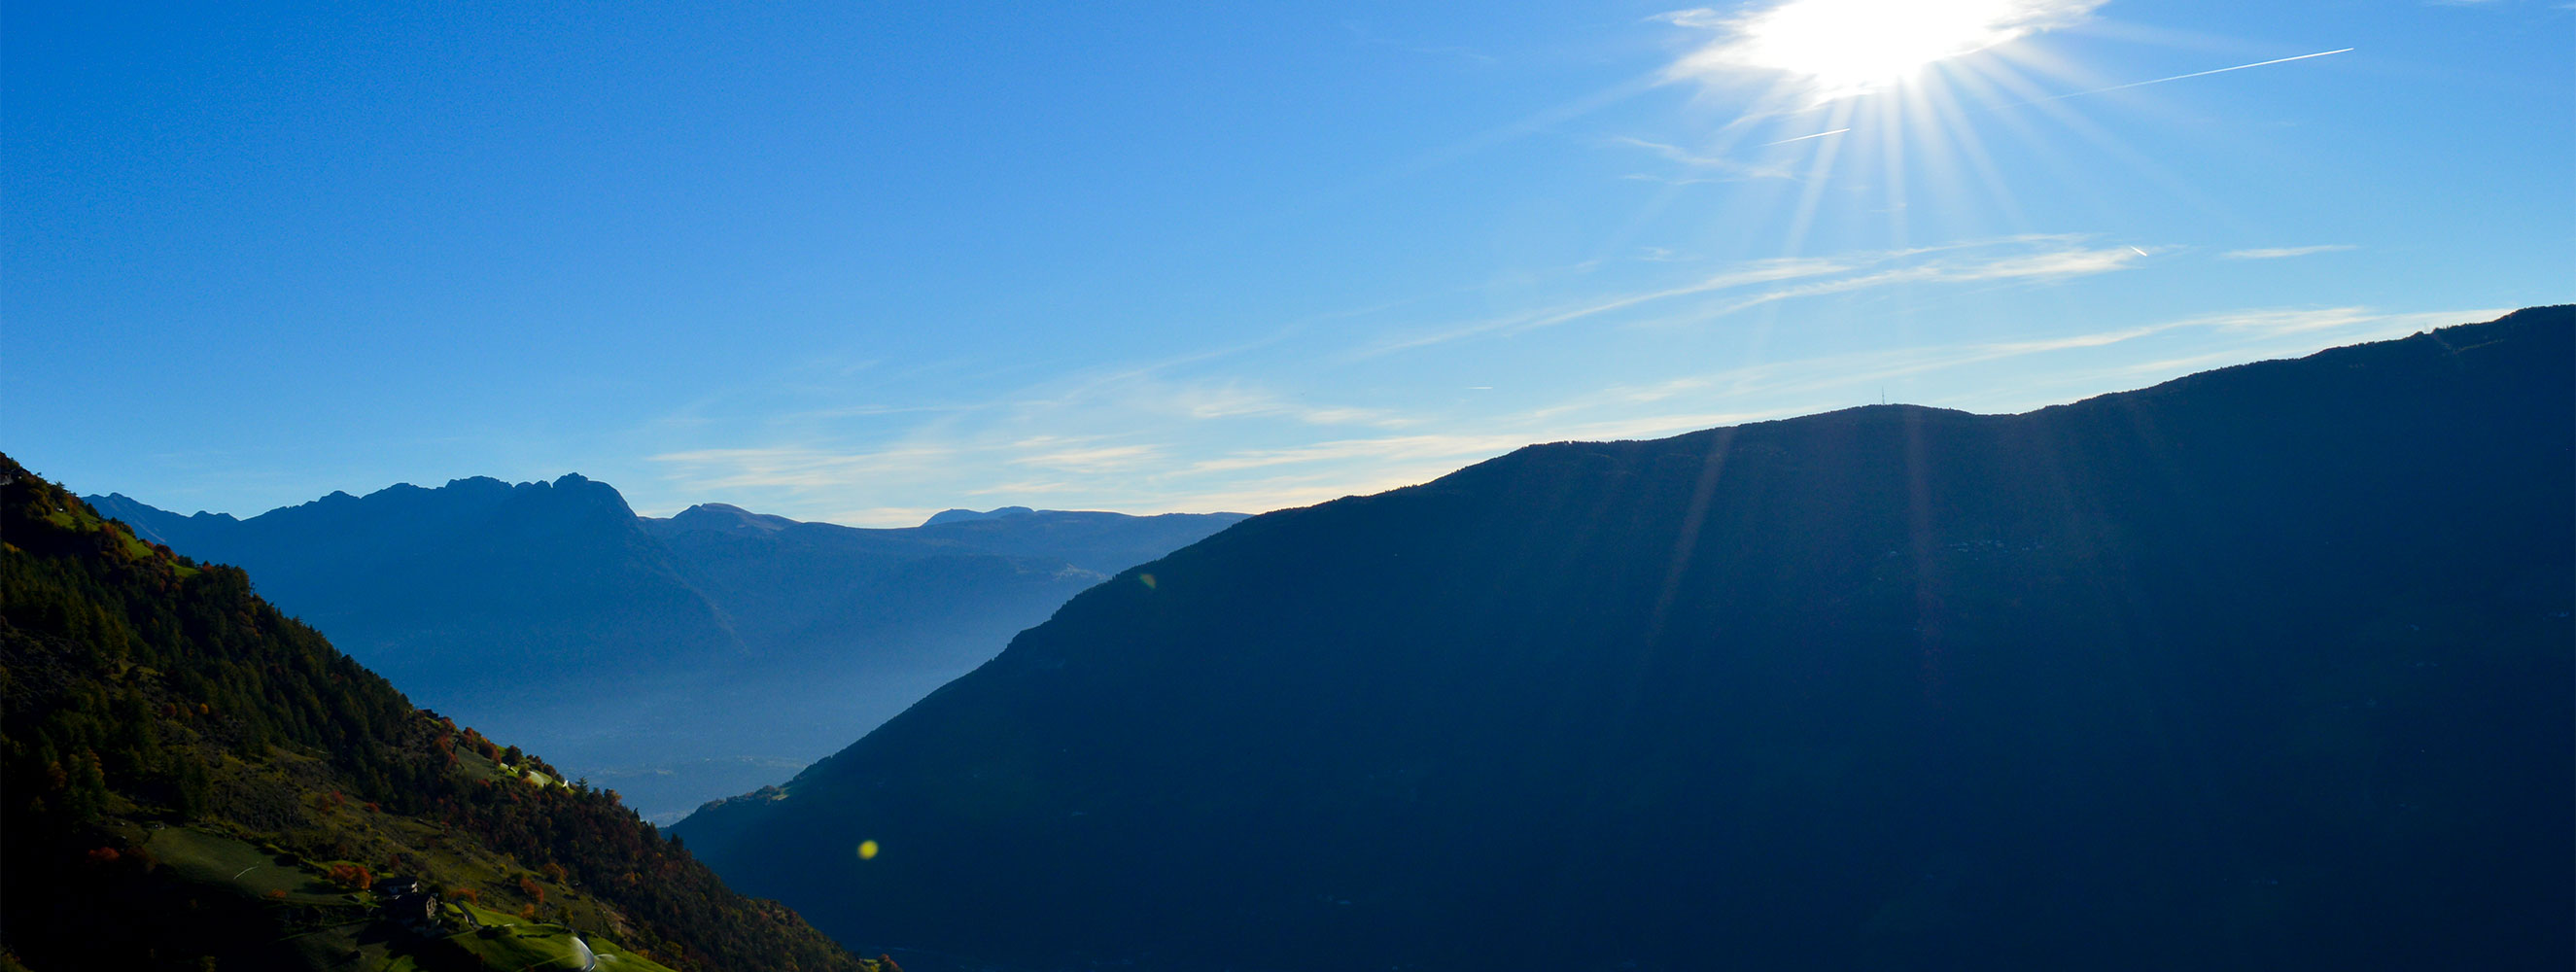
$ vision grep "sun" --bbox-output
[1673,0,2104,100]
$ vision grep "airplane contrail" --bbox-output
[1760,126,1851,147]
[2009,48,2355,107]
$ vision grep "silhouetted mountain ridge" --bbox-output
[675,307,2575,971]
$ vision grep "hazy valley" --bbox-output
[85,483,1243,821]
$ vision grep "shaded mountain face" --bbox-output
[85,484,1245,820]
[676,308,2575,971]
[0,457,876,972]
[96,474,744,706]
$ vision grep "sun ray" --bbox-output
[1776,98,1861,257]
[2014,84,2251,233]
[1917,65,2036,232]
[1875,98,1912,247]
[1928,45,2149,224]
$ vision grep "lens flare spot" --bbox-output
[857,840,880,860]
[1138,573,1157,589]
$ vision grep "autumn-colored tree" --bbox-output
[517,875,545,904]
[325,862,373,890]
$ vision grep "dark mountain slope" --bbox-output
[0,456,879,972]
[677,308,2575,971]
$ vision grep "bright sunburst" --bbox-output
[1633,0,2134,314]
[1671,0,2104,100]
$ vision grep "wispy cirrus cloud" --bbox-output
[1610,136,1798,181]
[1526,304,2498,421]
[1695,242,2148,318]
[2221,244,2357,260]
[1354,234,2149,358]
[1350,255,1854,358]
[647,444,964,494]
[1011,442,1168,474]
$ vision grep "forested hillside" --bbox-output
[0,456,882,971]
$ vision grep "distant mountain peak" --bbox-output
[922,505,1037,526]
[663,503,800,536]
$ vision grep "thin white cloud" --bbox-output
[1353,255,1861,358]
[1610,136,1797,180]
[1164,381,1408,428]
[1521,304,2499,428]
[2221,244,2358,260]
[1622,172,1758,187]
[1358,235,2147,359]
[647,445,961,492]
[1952,246,2145,279]
[1184,434,1531,475]
[1652,8,1732,29]
[1766,305,2497,407]
[1012,444,1167,474]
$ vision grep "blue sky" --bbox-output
[10,0,2568,525]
